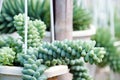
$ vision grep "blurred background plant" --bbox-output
[0,0,50,33]
[0,0,93,33]
[73,0,92,31]
[109,49,120,73]
[114,12,120,40]
[91,27,117,67]
[91,27,120,74]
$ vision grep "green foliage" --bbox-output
[69,59,92,80]
[73,0,92,30]
[114,16,120,40]
[0,35,22,53]
[108,47,120,73]
[0,47,15,65]
[18,40,105,80]
[0,0,92,33]
[0,35,22,65]
[14,14,46,48]
[0,0,50,33]
[0,12,105,80]
[91,27,116,67]
[0,13,46,66]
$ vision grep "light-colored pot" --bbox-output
[0,65,72,80]
[114,41,120,47]
[72,25,96,40]
[43,25,96,42]
[0,66,23,80]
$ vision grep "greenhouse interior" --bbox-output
[0,0,120,80]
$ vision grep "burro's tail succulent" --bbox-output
[14,14,46,48]
[18,40,105,80]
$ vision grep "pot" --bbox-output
[0,65,72,80]
[43,25,96,42]
[0,66,22,80]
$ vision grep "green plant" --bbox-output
[0,47,15,65]
[108,46,120,73]
[73,0,92,31]
[0,35,23,66]
[0,13,46,66]
[18,40,105,80]
[91,27,116,67]
[0,0,50,33]
[14,14,46,48]
[0,13,105,80]
[70,59,92,80]
[0,35,22,53]
[114,16,120,40]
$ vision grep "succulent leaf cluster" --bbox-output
[18,40,105,80]
[0,35,22,65]
[0,13,46,66]
[0,35,22,53]
[14,14,46,48]
[0,47,15,65]
[69,59,92,80]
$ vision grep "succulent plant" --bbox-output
[108,46,120,73]
[0,12,105,80]
[0,47,16,65]
[69,59,92,80]
[0,35,22,53]
[73,0,92,31]
[91,27,117,67]
[0,0,50,33]
[0,13,46,66]
[0,35,23,66]
[14,14,46,48]
[17,40,105,80]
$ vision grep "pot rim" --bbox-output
[72,25,96,37]
[0,66,23,76]
[45,25,96,37]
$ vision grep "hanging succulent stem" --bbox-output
[18,40,105,80]
[14,14,46,48]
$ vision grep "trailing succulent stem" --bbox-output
[18,40,105,80]
[14,14,46,48]
[69,59,92,80]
